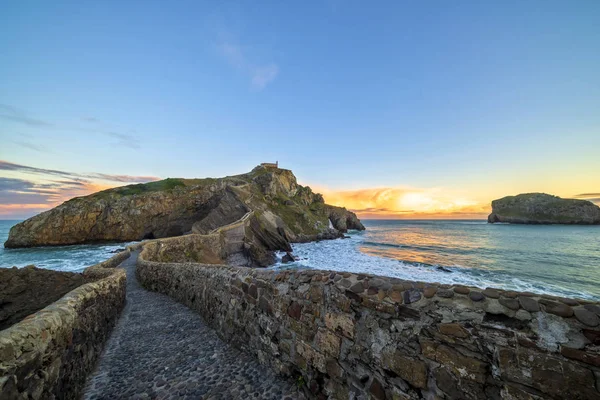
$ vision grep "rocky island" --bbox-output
[488,193,600,224]
[4,165,364,266]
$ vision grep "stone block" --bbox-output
[381,349,428,389]
[325,312,355,339]
[422,341,487,384]
[296,341,326,373]
[315,328,341,357]
[439,323,470,339]
[287,301,302,320]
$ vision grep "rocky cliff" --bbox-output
[5,166,365,265]
[488,193,600,224]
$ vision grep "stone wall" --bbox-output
[0,267,90,331]
[0,251,129,400]
[137,250,600,400]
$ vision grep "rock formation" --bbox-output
[488,193,600,224]
[5,165,365,266]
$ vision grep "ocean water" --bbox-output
[2,219,600,300]
[276,220,600,300]
[0,220,132,272]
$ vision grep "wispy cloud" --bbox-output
[573,193,600,204]
[218,42,279,90]
[0,161,162,218]
[12,140,45,152]
[0,104,141,149]
[0,104,53,127]
[0,177,79,204]
[251,64,279,90]
[0,160,160,183]
[0,176,112,219]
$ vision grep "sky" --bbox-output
[1,1,599,219]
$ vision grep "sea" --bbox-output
[1,219,599,300]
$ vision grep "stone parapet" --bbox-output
[137,253,600,399]
[0,251,129,400]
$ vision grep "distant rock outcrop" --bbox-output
[488,193,600,224]
[4,165,365,266]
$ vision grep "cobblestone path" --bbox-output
[84,251,301,400]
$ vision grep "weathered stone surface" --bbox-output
[381,349,428,389]
[315,329,341,357]
[453,286,470,295]
[499,345,599,399]
[518,296,540,312]
[482,288,500,298]
[499,298,520,310]
[574,308,600,327]
[469,291,485,302]
[369,378,386,400]
[434,368,463,399]
[287,301,303,320]
[422,341,487,384]
[584,304,600,316]
[439,323,470,338]
[423,286,437,298]
[543,301,574,317]
[389,290,403,303]
[560,347,600,367]
[325,313,355,339]
[515,309,532,321]
[136,248,600,400]
[0,251,128,400]
[350,281,365,293]
[437,288,454,298]
[403,289,422,304]
[559,297,580,306]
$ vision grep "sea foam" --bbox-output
[273,232,598,300]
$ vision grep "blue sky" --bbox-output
[1,1,599,218]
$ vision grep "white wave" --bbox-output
[272,234,598,300]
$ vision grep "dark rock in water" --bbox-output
[343,235,351,239]
[295,228,345,243]
[282,252,295,263]
[436,266,453,273]
[488,193,600,224]
[110,248,127,253]
[327,205,366,232]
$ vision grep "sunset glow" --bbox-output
[317,186,489,219]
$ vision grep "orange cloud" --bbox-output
[0,160,160,219]
[316,186,490,219]
[0,181,116,219]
